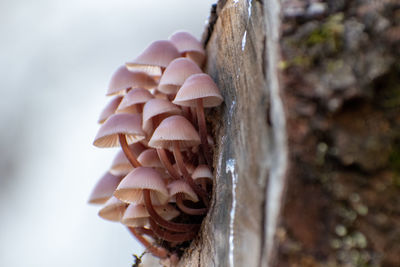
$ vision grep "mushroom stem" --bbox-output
[118,134,141,168]
[196,98,212,167]
[156,148,180,180]
[149,218,197,243]
[143,189,199,233]
[127,227,168,259]
[176,193,207,215]
[172,142,209,207]
[135,227,157,239]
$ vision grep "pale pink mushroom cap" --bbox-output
[114,167,169,205]
[192,165,213,181]
[137,149,163,169]
[168,180,199,202]
[88,172,123,205]
[169,31,205,66]
[148,115,200,151]
[121,204,180,227]
[107,66,157,96]
[117,88,154,112]
[126,40,180,78]
[93,113,145,148]
[98,96,123,124]
[109,143,145,176]
[142,98,182,133]
[98,196,128,222]
[158,58,203,95]
[173,73,223,108]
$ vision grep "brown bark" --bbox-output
[177,0,400,266]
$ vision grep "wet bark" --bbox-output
[178,0,400,266]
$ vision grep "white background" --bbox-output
[0,1,215,266]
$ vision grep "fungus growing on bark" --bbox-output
[169,31,206,67]
[107,66,157,96]
[126,40,180,79]
[88,172,123,205]
[173,73,223,166]
[89,31,222,263]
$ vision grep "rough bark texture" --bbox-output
[177,0,400,266]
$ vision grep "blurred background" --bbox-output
[0,0,215,266]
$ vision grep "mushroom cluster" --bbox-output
[88,31,223,263]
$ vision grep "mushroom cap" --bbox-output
[121,204,180,227]
[98,196,128,222]
[169,31,205,66]
[125,40,180,78]
[168,180,199,202]
[107,66,157,96]
[93,113,145,148]
[173,73,223,108]
[148,115,200,150]
[110,143,145,176]
[158,58,203,95]
[98,96,123,124]
[117,88,154,112]
[142,98,182,133]
[88,172,123,205]
[114,167,169,205]
[137,148,163,169]
[192,164,213,180]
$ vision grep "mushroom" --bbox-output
[98,196,128,222]
[142,98,182,136]
[107,66,157,96]
[173,73,223,167]
[158,58,202,95]
[169,31,206,67]
[98,96,123,124]
[116,88,154,114]
[93,113,145,168]
[126,40,180,80]
[192,164,213,190]
[121,203,180,228]
[114,167,198,233]
[168,180,207,215]
[148,115,209,206]
[88,172,123,205]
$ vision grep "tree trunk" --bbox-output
[178,0,400,266]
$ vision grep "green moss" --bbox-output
[306,13,344,52]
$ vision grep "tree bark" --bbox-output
[178,0,400,266]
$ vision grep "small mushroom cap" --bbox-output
[137,148,163,169]
[121,204,180,227]
[110,143,145,176]
[169,31,205,66]
[126,40,180,77]
[117,88,154,112]
[158,58,203,95]
[192,165,213,180]
[168,180,199,202]
[114,167,169,205]
[98,196,128,222]
[88,172,123,205]
[173,73,223,108]
[107,66,157,96]
[98,96,123,124]
[148,115,200,151]
[142,98,182,133]
[93,113,145,148]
